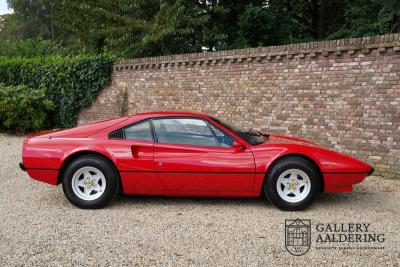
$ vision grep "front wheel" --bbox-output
[263,157,321,211]
[62,156,119,209]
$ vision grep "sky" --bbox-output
[0,0,13,15]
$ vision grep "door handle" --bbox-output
[131,143,153,158]
[131,145,139,158]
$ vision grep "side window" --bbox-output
[209,123,235,147]
[124,120,153,141]
[153,118,219,147]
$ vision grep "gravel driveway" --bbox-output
[0,133,399,266]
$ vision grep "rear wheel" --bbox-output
[263,156,320,211]
[62,156,119,209]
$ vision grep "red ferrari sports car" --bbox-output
[20,111,373,210]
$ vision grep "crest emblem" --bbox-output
[285,219,311,256]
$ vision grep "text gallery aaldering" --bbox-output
[285,219,385,256]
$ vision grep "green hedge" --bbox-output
[0,55,113,129]
[0,84,54,133]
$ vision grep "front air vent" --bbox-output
[109,129,124,139]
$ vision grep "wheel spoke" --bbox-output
[297,180,306,187]
[93,175,101,184]
[283,186,291,195]
[93,184,102,193]
[84,171,92,179]
[291,189,300,197]
[84,187,92,195]
[77,179,85,187]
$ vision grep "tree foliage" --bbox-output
[0,55,114,128]
[0,38,69,57]
[0,0,400,57]
[0,0,398,133]
[0,0,399,57]
[0,84,54,133]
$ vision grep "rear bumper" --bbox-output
[26,169,59,185]
[21,161,59,185]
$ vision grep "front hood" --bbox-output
[255,133,372,173]
[25,116,129,139]
[265,133,318,146]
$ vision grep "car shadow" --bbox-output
[45,184,379,210]
[315,190,378,208]
[108,190,373,210]
[112,193,267,208]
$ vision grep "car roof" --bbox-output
[130,111,210,119]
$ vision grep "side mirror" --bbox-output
[232,140,246,151]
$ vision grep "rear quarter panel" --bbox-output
[22,137,113,170]
[22,136,118,185]
[22,116,135,170]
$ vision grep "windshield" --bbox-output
[210,117,267,145]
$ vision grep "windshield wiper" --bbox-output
[248,128,264,136]
[248,128,270,140]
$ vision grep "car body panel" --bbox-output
[21,111,373,197]
[26,169,58,185]
[26,116,129,139]
[153,142,255,192]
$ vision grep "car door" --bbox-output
[151,117,255,194]
[109,120,163,194]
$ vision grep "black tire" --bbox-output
[62,155,119,209]
[263,156,320,211]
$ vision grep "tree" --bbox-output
[1,0,399,58]
[327,0,400,39]
[6,0,60,40]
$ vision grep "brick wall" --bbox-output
[78,34,400,179]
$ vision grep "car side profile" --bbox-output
[20,112,373,210]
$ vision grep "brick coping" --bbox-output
[114,33,400,70]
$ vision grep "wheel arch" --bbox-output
[57,150,121,186]
[263,153,324,193]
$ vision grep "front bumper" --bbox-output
[19,162,26,171]
[324,172,370,193]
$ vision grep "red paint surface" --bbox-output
[26,169,58,185]
[22,111,373,196]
